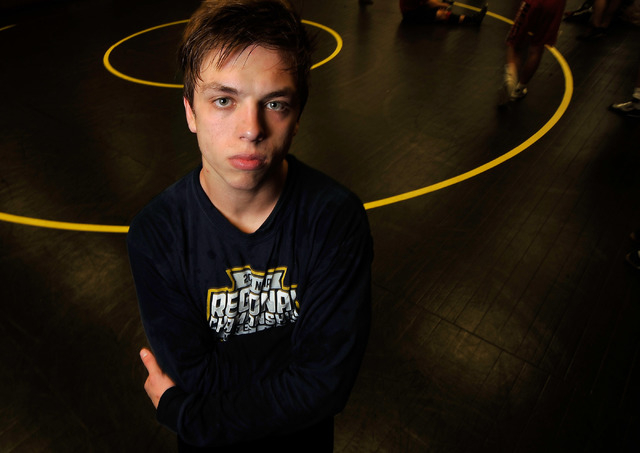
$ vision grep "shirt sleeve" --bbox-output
[129,195,373,448]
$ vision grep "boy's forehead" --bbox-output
[195,45,297,90]
[202,45,291,73]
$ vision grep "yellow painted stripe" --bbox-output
[103,20,342,88]
[1,25,17,32]
[103,20,186,89]
[0,212,129,233]
[363,12,573,210]
[303,20,343,69]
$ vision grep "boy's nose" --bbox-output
[239,104,265,142]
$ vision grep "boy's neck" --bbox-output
[199,160,288,234]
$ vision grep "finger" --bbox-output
[139,348,162,375]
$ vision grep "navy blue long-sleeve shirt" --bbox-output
[127,155,373,450]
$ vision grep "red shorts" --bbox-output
[506,0,566,47]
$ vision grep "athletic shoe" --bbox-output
[609,100,640,118]
[511,86,528,100]
[625,250,640,270]
[564,4,593,22]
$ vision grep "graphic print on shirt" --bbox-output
[206,265,299,340]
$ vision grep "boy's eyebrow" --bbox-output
[263,87,297,100]
[200,82,238,95]
[200,83,297,100]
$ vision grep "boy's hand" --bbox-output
[140,348,176,408]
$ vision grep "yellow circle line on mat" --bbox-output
[103,20,186,88]
[0,212,129,233]
[363,8,572,210]
[1,23,123,232]
[1,8,571,232]
[103,19,342,88]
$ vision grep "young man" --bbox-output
[126,1,374,451]
[399,0,488,25]
[498,0,567,106]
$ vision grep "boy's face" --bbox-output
[184,45,300,195]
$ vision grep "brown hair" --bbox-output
[179,0,314,112]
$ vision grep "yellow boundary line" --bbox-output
[0,8,572,232]
[365,44,572,209]
[103,20,186,88]
[363,8,571,210]
[0,213,129,233]
[103,19,342,88]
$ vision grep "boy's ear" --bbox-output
[184,97,197,133]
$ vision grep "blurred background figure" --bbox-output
[498,0,567,106]
[399,0,488,26]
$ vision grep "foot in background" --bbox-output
[511,84,528,100]
[609,99,640,118]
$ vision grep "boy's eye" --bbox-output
[214,98,231,107]
[267,101,285,111]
